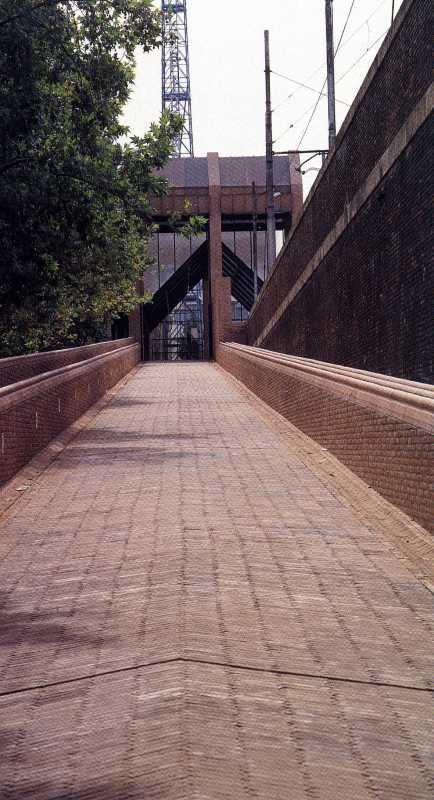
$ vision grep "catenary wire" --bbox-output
[271,71,350,107]
[295,0,357,149]
[335,29,389,84]
[275,1,389,147]
[272,0,387,116]
[274,27,389,146]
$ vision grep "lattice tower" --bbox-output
[161,2,194,157]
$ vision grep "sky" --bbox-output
[123,0,403,195]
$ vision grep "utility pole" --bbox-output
[391,1,395,24]
[252,182,258,302]
[324,0,336,150]
[264,30,276,274]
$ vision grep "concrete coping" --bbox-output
[221,343,434,433]
[0,342,139,412]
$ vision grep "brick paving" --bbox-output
[0,363,432,799]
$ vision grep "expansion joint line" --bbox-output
[0,657,432,699]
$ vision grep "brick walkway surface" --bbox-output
[0,363,432,799]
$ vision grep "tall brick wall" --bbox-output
[219,344,433,533]
[0,341,139,486]
[247,0,433,383]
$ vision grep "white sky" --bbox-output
[123,0,403,194]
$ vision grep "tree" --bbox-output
[0,0,193,356]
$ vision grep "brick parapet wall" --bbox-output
[220,323,248,345]
[247,0,433,382]
[218,343,434,533]
[0,338,135,388]
[0,342,139,486]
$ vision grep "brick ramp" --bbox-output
[0,363,432,799]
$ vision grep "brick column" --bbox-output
[128,278,145,360]
[207,152,223,359]
[202,274,211,361]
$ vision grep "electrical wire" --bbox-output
[335,29,389,85]
[335,0,387,54]
[271,71,350,107]
[295,0,357,149]
[273,0,394,146]
[274,0,357,147]
[272,0,387,117]
[274,25,389,146]
[335,0,357,53]
[294,78,327,149]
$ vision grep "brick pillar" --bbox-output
[128,278,144,360]
[207,152,223,359]
[202,274,211,360]
[219,276,233,340]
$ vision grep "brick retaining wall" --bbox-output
[247,0,433,383]
[0,338,136,388]
[0,341,139,486]
[218,343,434,533]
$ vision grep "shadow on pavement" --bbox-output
[0,592,107,650]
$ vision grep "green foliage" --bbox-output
[0,0,187,356]
[166,210,208,239]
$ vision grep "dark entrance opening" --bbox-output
[150,282,204,361]
[142,240,262,361]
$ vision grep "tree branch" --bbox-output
[0,156,36,175]
[0,0,66,28]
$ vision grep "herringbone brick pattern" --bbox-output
[0,363,432,799]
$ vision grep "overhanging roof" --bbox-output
[151,153,303,232]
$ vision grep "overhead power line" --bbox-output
[335,29,388,84]
[334,0,387,52]
[295,82,327,148]
[272,0,387,117]
[275,0,391,149]
[296,0,357,150]
[271,71,350,108]
[273,0,393,146]
[274,26,389,146]
[335,0,357,52]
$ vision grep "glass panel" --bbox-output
[150,281,204,361]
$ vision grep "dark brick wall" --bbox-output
[0,338,135,388]
[0,342,139,486]
[261,121,433,382]
[219,345,433,533]
[247,0,433,383]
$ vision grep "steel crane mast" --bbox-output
[161,2,194,157]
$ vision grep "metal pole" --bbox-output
[325,0,336,150]
[252,182,258,302]
[391,0,395,24]
[264,30,276,274]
